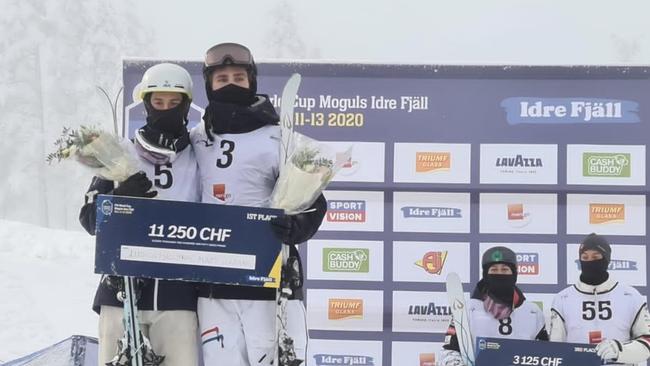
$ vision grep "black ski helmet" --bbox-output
[203,42,258,95]
[579,233,611,263]
[482,246,518,279]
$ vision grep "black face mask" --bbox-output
[580,258,609,285]
[143,99,188,138]
[208,84,256,106]
[484,274,517,305]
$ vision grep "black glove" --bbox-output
[270,214,295,244]
[113,171,158,198]
[270,194,327,244]
[102,275,124,291]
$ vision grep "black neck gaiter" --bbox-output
[202,95,279,136]
[484,274,517,305]
[208,84,256,106]
[580,258,609,286]
[140,99,190,152]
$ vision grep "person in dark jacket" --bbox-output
[80,63,200,366]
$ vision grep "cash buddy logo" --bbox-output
[327,200,366,223]
[583,153,631,178]
[401,206,462,218]
[415,152,451,173]
[313,354,375,366]
[507,203,531,227]
[328,298,364,320]
[414,251,448,275]
[589,203,625,224]
[500,97,640,125]
[323,248,369,273]
[516,253,540,275]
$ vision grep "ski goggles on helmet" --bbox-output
[134,130,178,165]
[204,43,254,68]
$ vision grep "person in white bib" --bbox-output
[550,233,650,366]
[79,63,200,366]
[441,246,548,366]
[191,42,327,366]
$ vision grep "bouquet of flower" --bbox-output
[271,133,352,214]
[46,125,140,182]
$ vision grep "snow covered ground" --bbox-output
[0,219,100,362]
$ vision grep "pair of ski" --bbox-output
[273,73,304,366]
[446,272,476,366]
[107,277,164,366]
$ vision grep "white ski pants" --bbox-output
[98,305,198,366]
[198,298,308,366]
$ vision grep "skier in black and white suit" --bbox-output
[550,233,650,366]
[442,246,548,366]
[79,63,200,366]
[190,42,326,366]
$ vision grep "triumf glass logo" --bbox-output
[328,298,364,320]
[415,152,451,172]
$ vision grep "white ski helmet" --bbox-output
[132,63,193,103]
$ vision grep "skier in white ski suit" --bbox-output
[191,42,327,366]
[550,233,650,366]
[441,246,548,366]
[79,63,200,366]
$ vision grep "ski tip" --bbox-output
[445,272,461,283]
[290,73,302,82]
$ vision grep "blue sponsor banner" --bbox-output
[94,195,283,287]
[475,337,601,366]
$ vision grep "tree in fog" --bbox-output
[0,0,153,228]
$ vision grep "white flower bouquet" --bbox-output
[271,133,352,214]
[46,126,140,182]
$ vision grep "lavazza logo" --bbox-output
[313,354,375,366]
[583,153,631,178]
[407,302,452,324]
[495,154,543,173]
[322,248,369,273]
